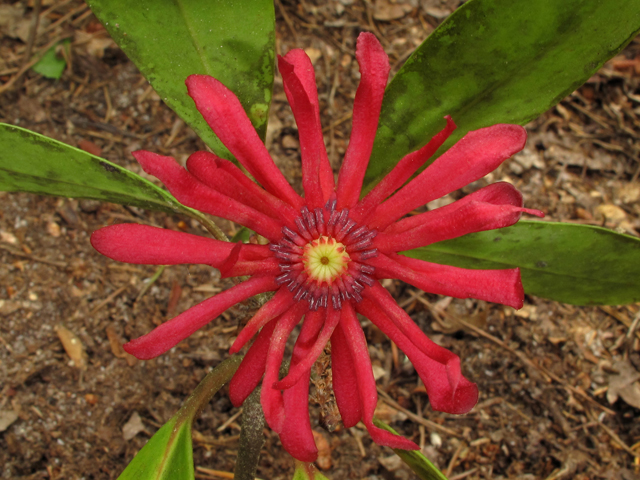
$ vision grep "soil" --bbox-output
[1,1,640,479]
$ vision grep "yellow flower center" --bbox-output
[302,236,350,285]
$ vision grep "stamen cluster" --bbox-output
[270,199,377,310]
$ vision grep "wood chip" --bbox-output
[55,324,87,370]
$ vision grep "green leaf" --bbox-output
[88,0,276,157]
[406,221,640,306]
[365,0,640,187]
[372,419,448,480]
[118,355,242,480]
[292,461,331,480]
[0,123,223,237]
[32,40,70,79]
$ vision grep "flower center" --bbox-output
[270,200,378,310]
[302,236,350,284]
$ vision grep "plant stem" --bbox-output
[233,387,266,480]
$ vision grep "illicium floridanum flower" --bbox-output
[91,33,543,461]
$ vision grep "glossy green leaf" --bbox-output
[118,355,242,480]
[406,221,640,305]
[87,0,275,157]
[365,0,640,187]
[0,124,222,237]
[373,419,448,480]
[32,41,70,79]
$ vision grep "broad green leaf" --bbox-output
[373,419,448,480]
[406,221,640,306]
[32,40,70,79]
[0,124,222,237]
[88,0,275,157]
[118,355,242,480]
[365,0,640,187]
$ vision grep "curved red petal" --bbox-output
[261,304,306,433]
[371,252,525,309]
[339,302,418,449]
[375,184,544,252]
[274,307,340,390]
[132,150,283,242]
[371,124,527,229]
[336,33,390,209]
[358,298,478,415]
[91,223,234,267]
[229,318,278,407]
[230,288,296,354]
[187,151,299,225]
[185,75,303,210]
[279,51,334,206]
[354,116,456,223]
[330,320,362,428]
[123,276,277,360]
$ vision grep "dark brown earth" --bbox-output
[1,1,640,479]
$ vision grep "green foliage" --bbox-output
[32,40,70,79]
[118,356,242,480]
[0,124,220,235]
[372,419,449,480]
[88,0,276,158]
[293,461,331,480]
[365,0,640,188]
[407,221,640,305]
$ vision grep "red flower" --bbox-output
[91,33,543,461]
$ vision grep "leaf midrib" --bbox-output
[174,0,212,76]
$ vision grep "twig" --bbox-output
[377,387,461,437]
[445,442,464,477]
[135,265,165,303]
[22,0,42,69]
[596,417,640,459]
[90,285,127,315]
[0,244,67,268]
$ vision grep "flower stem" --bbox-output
[233,387,266,480]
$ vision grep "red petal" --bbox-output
[91,224,234,267]
[123,276,277,360]
[336,33,390,209]
[230,288,296,354]
[279,51,334,206]
[340,302,418,450]
[353,116,456,222]
[357,299,478,414]
[229,318,278,407]
[274,307,341,390]
[218,242,280,278]
[186,75,303,209]
[375,183,544,252]
[133,150,283,242]
[279,310,325,462]
[261,304,307,433]
[186,151,299,225]
[371,124,527,229]
[371,253,525,309]
[330,319,362,428]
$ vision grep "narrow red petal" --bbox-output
[229,318,278,407]
[187,151,298,225]
[371,124,527,229]
[340,302,418,450]
[274,307,340,390]
[370,252,525,309]
[123,276,277,360]
[336,33,390,209]
[279,51,334,206]
[375,184,544,252]
[330,319,362,428]
[279,310,325,462]
[91,224,234,267]
[133,150,283,242]
[357,299,478,414]
[261,304,307,433]
[353,116,456,222]
[185,75,303,209]
[230,288,296,354]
